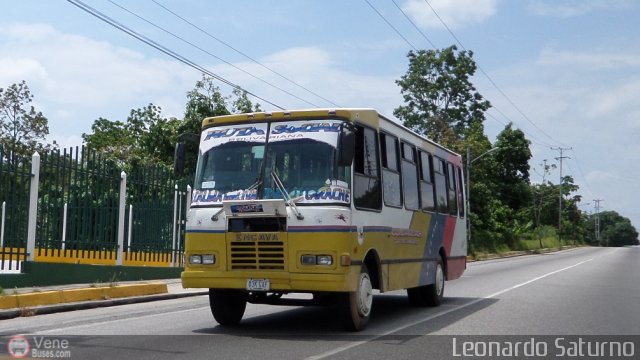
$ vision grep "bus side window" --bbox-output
[433,158,448,214]
[353,125,382,210]
[446,162,458,216]
[401,142,419,211]
[419,151,436,212]
[380,132,402,208]
[457,166,465,218]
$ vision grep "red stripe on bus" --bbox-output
[443,216,457,255]
[446,256,466,280]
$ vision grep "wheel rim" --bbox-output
[435,263,444,296]
[357,273,373,317]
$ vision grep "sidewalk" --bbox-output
[0,279,207,320]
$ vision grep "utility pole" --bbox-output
[593,199,604,245]
[552,147,571,248]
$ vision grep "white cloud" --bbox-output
[0,23,198,142]
[537,48,640,69]
[401,0,498,29]
[211,46,402,117]
[526,0,633,18]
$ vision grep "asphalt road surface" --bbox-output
[2,246,639,359]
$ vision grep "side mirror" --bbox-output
[337,124,355,167]
[174,142,186,175]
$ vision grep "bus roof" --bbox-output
[201,108,461,158]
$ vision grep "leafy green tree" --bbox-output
[83,104,180,168]
[177,75,261,177]
[394,45,491,148]
[493,123,532,211]
[598,211,639,247]
[0,81,53,161]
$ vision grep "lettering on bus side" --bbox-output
[304,187,351,202]
[271,123,341,134]
[204,126,266,140]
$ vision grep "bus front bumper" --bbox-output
[181,269,359,293]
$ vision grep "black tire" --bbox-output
[340,264,373,331]
[209,289,247,326]
[407,257,445,307]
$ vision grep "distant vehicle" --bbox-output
[178,108,467,331]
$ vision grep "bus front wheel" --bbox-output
[209,289,247,326]
[340,264,373,331]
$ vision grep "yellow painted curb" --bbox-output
[0,282,168,310]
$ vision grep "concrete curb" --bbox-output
[0,289,208,320]
[0,282,169,310]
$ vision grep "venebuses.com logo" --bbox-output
[6,336,30,358]
[6,335,71,359]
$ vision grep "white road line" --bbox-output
[34,306,210,334]
[305,258,594,360]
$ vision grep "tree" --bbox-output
[394,45,491,148]
[177,75,261,177]
[0,81,52,161]
[493,123,532,211]
[83,104,180,168]
[598,211,638,247]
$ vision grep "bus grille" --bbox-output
[230,241,285,270]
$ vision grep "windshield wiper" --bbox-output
[270,170,304,220]
[246,179,262,191]
[211,179,262,222]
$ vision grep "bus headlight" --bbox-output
[189,254,216,265]
[316,255,333,265]
[202,254,216,264]
[301,255,333,266]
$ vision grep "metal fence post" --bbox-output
[127,204,133,251]
[116,171,127,265]
[62,203,68,251]
[1,201,6,248]
[26,152,40,261]
[186,185,192,210]
[171,184,178,267]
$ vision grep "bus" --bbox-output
[179,108,467,331]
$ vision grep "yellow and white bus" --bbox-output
[180,108,467,331]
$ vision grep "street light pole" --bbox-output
[466,146,500,245]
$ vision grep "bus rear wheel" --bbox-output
[209,289,247,326]
[340,264,373,331]
[407,257,445,307]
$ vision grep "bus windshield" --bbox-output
[192,119,351,206]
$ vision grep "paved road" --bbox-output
[2,246,638,359]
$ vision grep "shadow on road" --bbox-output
[192,294,498,340]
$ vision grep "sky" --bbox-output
[1,0,639,229]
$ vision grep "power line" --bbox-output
[390,0,438,49]
[363,0,418,51]
[105,0,320,108]
[378,0,558,151]
[66,0,285,110]
[553,146,572,246]
[566,149,595,198]
[150,0,340,108]
[421,0,567,148]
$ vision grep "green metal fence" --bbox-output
[0,147,32,271]
[0,146,187,271]
[37,147,121,260]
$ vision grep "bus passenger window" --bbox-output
[380,132,402,208]
[401,143,419,211]
[457,166,465,218]
[419,151,435,212]
[353,126,382,210]
[433,158,448,214]
[447,162,458,216]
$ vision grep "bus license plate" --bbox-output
[246,279,270,291]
